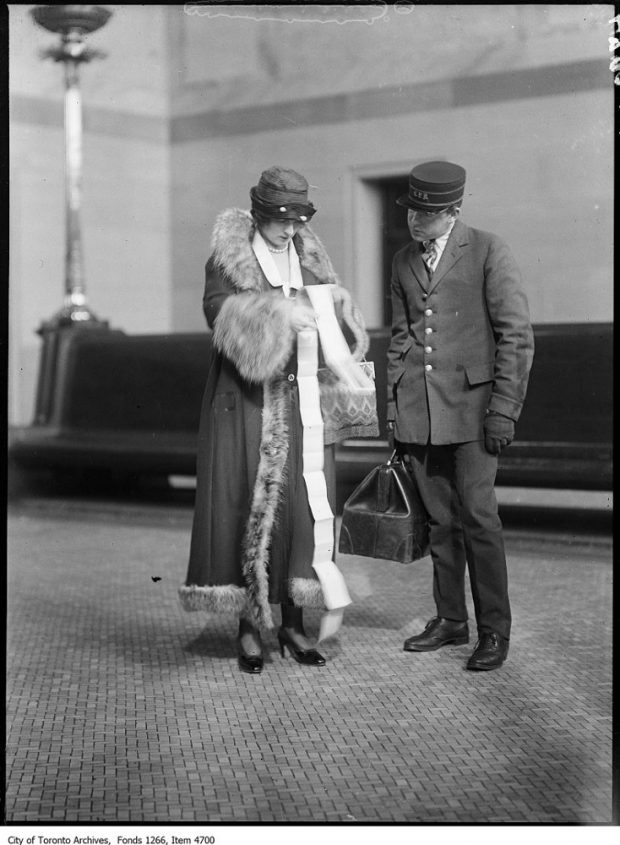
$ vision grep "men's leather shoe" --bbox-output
[466,632,509,671]
[403,616,469,652]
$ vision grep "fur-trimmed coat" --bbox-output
[179,208,370,628]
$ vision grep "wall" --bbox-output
[170,87,612,331]
[8,4,614,425]
[167,3,613,330]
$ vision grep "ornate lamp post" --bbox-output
[30,4,112,327]
[29,5,113,426]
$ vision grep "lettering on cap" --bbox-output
[412,189,429,200]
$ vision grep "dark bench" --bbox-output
[338,323,613,491]
[9,323,612,492]
[10,329,208,478]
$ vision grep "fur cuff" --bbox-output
[212,293,295,382]
[178,583,248,614]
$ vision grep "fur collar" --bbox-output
[211,207,341,291]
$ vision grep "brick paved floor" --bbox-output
[5,501,613,824]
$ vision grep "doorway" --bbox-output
[380,176,410,325]
[348,169,410,329]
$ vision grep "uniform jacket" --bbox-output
[387,219,534,445]
[179,208,369,628]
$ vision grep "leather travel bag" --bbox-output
[338,452,429,564]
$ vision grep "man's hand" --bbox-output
[483,412,515,455]
[386,420,406,456]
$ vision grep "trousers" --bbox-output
[405,440,511,639]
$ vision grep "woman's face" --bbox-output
[259,218,305,250]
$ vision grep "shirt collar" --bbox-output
[432,219,456,253]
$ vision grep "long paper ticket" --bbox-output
[296,290,353,642]
[306,284,375,391]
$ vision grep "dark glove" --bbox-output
[386,420,395,451]
[387,421,406,456]
[483,412,515,456]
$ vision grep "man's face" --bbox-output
[407,208,456,242]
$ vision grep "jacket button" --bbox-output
[424,346,433,354]
[287,374,295,382]
[424,308,433,316]
[422,294,428,300]
[425,327,433,335]
[425,364,433,372]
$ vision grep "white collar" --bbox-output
[435,219,456,255]
[252,230,304,297]
[432,219,456,254]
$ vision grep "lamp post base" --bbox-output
[34,315,111,426]
[39,287,108,330]
[41,305,109,330]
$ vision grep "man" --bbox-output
[387,161,534,671]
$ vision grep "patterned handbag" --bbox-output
[318,360,379,440]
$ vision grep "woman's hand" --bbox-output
[290,302,317,332]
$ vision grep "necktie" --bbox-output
[422,239,437,273]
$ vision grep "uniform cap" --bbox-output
[396,161,466,211]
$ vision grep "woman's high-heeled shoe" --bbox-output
[277,628,326,666]
[238,620,263,674]
[238,648,263,674]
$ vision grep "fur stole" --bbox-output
[210,208,368,381]
[211,207,341,293]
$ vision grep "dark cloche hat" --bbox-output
[250,165,317,222]
[396,161,466,211]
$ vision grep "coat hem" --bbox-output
[178,583,248,614]
[289,577,325,608]
[178,579,325,621]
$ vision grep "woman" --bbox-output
[179,166,372,673]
